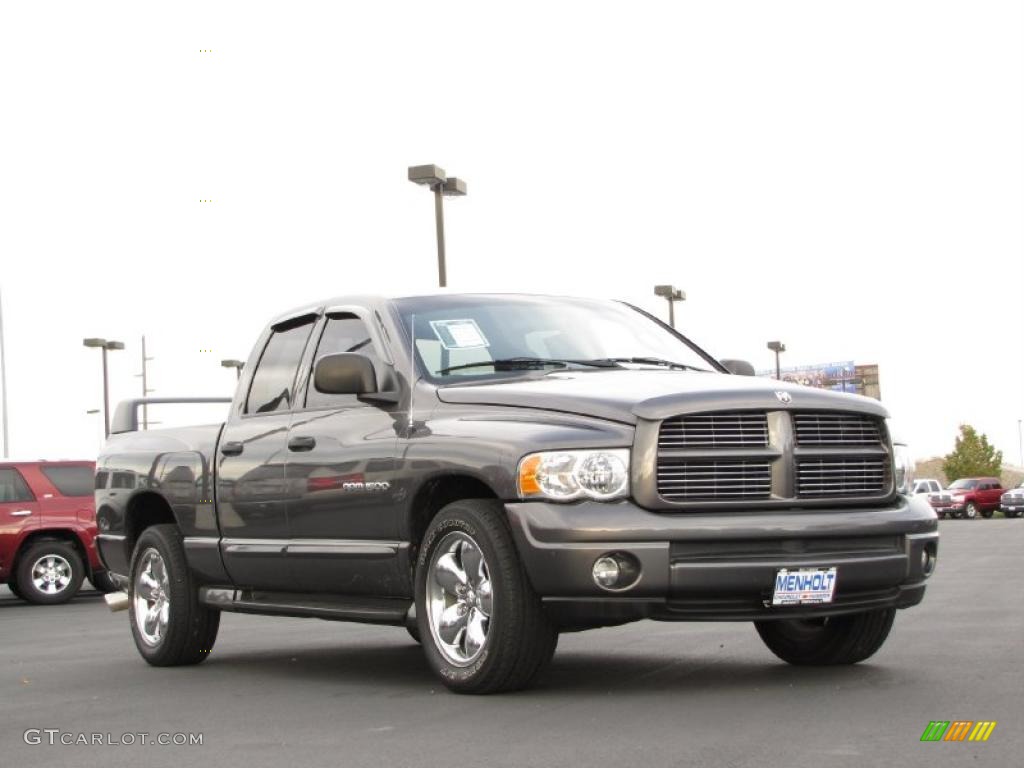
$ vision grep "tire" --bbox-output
[128,524,220,666]
[980,509,993,519]
[755,608,896,666]
[6,579,25,600]
[415,499,558,694]
[965,502,979,519]
[406,624,422,644]
[15,540,85,605]
[89,570,119,594]
[934,510,945,520]
[1006,510,1020,519]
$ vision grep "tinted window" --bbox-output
[305,315,382,408]
[94,471,109,490]
[111,472,136,489]
[246,318,316,414]
[0,468,34,502]
[40,466,93,497]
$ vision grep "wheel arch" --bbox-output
[406,473,500,565]
[123,491,179,563]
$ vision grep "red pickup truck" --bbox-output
[0,460,114,604]
[928,477,1005,519]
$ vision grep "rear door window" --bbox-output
[40,466,94,497]
[246,317,317,414]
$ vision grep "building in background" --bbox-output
[757,360,882,400]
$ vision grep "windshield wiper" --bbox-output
[437,357,621,375]
[590,356,701,371]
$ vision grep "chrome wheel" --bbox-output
[426,532,493,666]
[966,503,978,519]
[133,548,170,647]
[30,555,72,595]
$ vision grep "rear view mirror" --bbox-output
[314,353,378,395]
[721,359,755,376]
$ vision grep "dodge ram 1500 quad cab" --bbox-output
[96,293,937,693]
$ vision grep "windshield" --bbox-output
[392,295,722,382]
[948,479,979,490]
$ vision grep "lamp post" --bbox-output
[408,164,467,288]
[83,338,124,437]
[654,285,685,328]
[221,359,244,380]
[767,340,786,380]
[0,287,8,457]
[1018,418,1022,468]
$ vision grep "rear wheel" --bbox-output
[415,499,557,693]
[128,524,220,666]
[6,579,25,599]
[15,541,85,605]
[980,509,994,519]
[755,608,896,665]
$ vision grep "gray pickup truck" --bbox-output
[96,293,938,693]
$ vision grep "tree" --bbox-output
[942,424,1003,481]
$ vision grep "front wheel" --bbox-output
[965,502,979,519]
[755,608,896,665]
[128,524,220,666]
[415,499,557,694]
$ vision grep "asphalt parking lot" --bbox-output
[2,521,1021,768]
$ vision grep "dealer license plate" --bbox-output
[772,567,838,606]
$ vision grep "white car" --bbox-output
[911,478,943,496]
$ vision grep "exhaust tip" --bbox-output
[104,591,130,612]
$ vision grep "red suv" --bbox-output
[928,477,1005,519]
[0,461,114,604]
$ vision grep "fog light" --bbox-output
[591,552,641,591]
[592,557,621,588]
[921,544,937,577]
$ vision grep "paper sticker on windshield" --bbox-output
[429,319,490,350]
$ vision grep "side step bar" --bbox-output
[198,587,412,626]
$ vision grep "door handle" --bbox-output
[288,435,316,452]
[220,441,244,457]
[10,509,32,517]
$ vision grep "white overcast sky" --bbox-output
[1,1,1022,465]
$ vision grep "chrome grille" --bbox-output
[797,457,889,496]
[659,412,768,449]
[794,412,882,446]
[657,460,772,501]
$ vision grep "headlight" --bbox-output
[518,449,630,501]
[893,444,914,495]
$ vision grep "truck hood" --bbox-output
[436,369,890,424]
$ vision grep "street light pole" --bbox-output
[1018,418,1022,468]
[84,338,124,438]
[767,340,786,379]
[409,165,467,288]
[653,285,685,328]
[0,287,8,457]
[221,359,244,381]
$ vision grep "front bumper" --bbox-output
[505,494,938,623]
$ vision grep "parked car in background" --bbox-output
[0,460,115,604]
[928,477,1004,519]
[911,478,942,495]
[1000,482,1024,518]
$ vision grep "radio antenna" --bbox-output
[407,314,417,431]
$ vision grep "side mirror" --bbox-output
[314,353,378,395]
[721,359,756,376]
